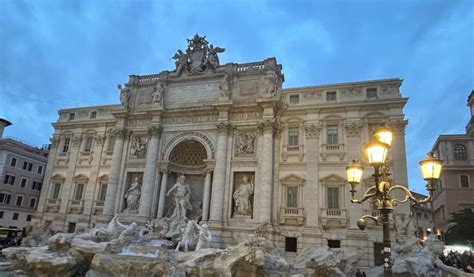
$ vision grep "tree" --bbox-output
[445,209,474,245]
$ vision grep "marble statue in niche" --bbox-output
[152,83,165,104]
[233,173,255,217]
[166,175,193,221]
[219,74,231,99]
[236,132,256,156]
[123,177,141,213]
[131,136,147,158]
[195,223,212,251]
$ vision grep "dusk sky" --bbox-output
[1,0,473,193]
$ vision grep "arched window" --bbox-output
[453,144,467,160]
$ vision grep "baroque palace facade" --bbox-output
[36,35,410,266]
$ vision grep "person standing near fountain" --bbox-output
[166,175,192,221]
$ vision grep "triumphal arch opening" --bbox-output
[38,34,410,266]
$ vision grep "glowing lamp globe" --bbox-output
[346,160,364,185]
[419,152,443,182]
[366,140,390,166]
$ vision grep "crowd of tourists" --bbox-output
[440,250,474,273]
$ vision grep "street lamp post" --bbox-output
[346,128,443,277]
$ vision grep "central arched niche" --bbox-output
[164,139,207,220]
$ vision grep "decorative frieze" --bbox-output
[230,112,261,121]
[162,115,218,124]
[71,135,82,147]
[128,119,151,127]
[95,134,106,146]
[340,87,362,97]
[112,128,131,139]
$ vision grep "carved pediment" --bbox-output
[73,174,89,183]
[280,174,306,186]
[98,174,109,182]
[320,174,346,184]
[51,174,66,181]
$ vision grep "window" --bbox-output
[62,138,71,153]
[68,113,75,121]
[98,184,107,202]
[0,211,3,218]
[37,165,43,175]
[89,111,97,119]
[51,183,61,199]
[326,91,336,101]
[453,144,467,160]
[288,127,299,146]
[12,213,19,220]
[460,175,470,188]
[73,184,84,200]
[32,181,42,191]
[327,187,339,209]
[83,136,94,153]
[0,192,11,204]
[20,177,28,188]
[67,222,76,233]
[26,215,32,221]
[10,157,17,167]
[29,198,37,208]
[328,240,341,248]
[106,136,116,153]
[3,174,15,185]
[286,187,298,208]
[367,88,378,99]
[327,125,338,144]
[23,161,33,171]
[289,94,300,104]
[15,195,23,206]
[285,237,297,252]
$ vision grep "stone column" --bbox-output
[201,168,213,221]
[304,123,322,227]
[209,122,231,222]
[138,126,162,217]
[156,169,169,218]
[103,128,129,215]
[344,121,364,229]
[257,119,274,223]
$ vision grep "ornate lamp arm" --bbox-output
[361,214,379,223]
[388,185,432,207]
[351,186,378,204]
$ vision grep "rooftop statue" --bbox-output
[171,34,225,76]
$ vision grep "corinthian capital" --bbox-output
[112,128,131,139]
[304,123,322,138]
[148,125,163,137]
[387,119,408,134]
[216,122,233,134]
[344,121,363,137]
[257,119,275,134]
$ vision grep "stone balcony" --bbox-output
[281,145,305,161]
[320,144,345,161]
[320,208,348,228]
[45,199,61,212]
[92,200,105,215]
[67,199,85,214]
[278,207,305,226]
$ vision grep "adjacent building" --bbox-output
[36,35,411,266]
[410,190,434,239]
[431,90,474,237]
[0,119,48,229]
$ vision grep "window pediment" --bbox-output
[320,174,345,185]
[51,174,66,182]
[73,174,89,183]
[281,174,305,186]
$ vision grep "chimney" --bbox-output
[0,118,12,139]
